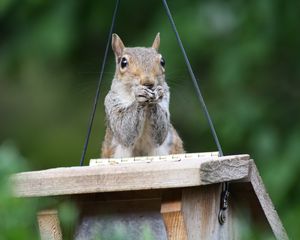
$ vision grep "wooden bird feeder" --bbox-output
[11,152,288,239]
[10,1,289,239]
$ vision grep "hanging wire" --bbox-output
[80,0,120,166]
[80,0,229,224]
[161,0,223,157]
[161,0,229,224]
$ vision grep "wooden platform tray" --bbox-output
[11,153,249,197]
[10,153,288,239]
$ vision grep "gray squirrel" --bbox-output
[101,33,184,158]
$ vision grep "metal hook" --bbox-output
[218,184,230,225]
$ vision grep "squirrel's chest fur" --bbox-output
[131,114,161,156]
[110,117,173,158]
[101,83,184,158]
[105,90,171,157]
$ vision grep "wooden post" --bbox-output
[37,209,62,240]
[161,191,188,240]
[182,185,234,240]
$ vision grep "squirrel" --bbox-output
[101,33,184,158]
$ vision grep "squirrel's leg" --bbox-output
[147,104,169,146]
[113,145,133,158]
[147,85,184,154]
[105,93,146,148]
[149,126,184,155]
[146,84,170,146]
[101,127,136,158]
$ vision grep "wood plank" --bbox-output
[162,211,187,240]
[11,154,250,197]
[248,161,289,240]
[181,185,235,240]
[200,155,250,184]
[37,209,62,240]
[161,191,187,240]
[90,151,219,166]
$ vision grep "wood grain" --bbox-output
[248,161,289,240]
[37,209,62,240]
[161,191,188,240]
[162,211,187,240]
[181,185,234,240]
[11,154,250,197]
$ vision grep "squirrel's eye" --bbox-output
[120,57,128,69]
[160,58,165,67]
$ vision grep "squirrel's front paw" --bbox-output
[135,86,164,104]
[135,86,155,104]
[152,86,164,103]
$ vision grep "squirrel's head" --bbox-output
[112,33,165,88]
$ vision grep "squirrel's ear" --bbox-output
[112,33,125,58]
[152,32,160,51]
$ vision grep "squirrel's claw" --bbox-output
[135,85,164,104]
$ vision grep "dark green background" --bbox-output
[1,0,299,238]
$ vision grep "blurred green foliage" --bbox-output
[0,142,38,240]
[1,0,300,238]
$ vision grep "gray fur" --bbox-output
[104,82,170,149]
[105,92,146,147]
[147,104,169,146]
[103,34,182,157]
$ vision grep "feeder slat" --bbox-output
[37,209,62,240]
[11,154,250,197]
[247,161,288,240]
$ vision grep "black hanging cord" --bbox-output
[161,0,229,224]
[80,0,120,166]
[80,0,229,224]
[161,0,223,156]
